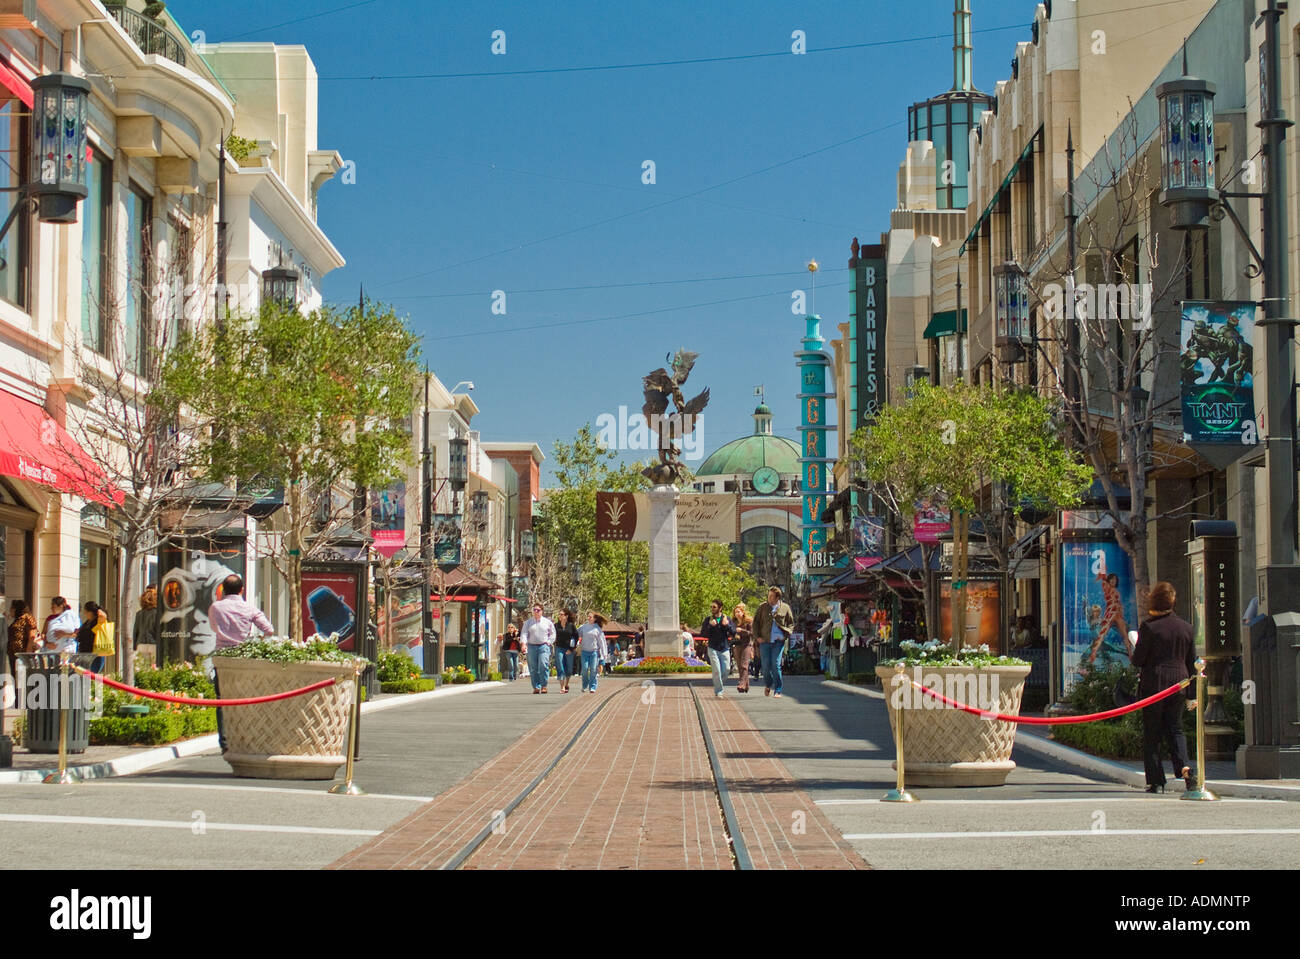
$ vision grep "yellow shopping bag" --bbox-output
[92,621,116,656]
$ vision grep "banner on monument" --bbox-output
[596,491,740,543]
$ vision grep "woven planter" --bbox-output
[213,657,356,780]
[876,664,1032,787]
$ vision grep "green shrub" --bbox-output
[844,672,877,686]
[488,671,502,682]
[135,662,215,699]
[377,651,422,684]
[380,678,437,694]
[440,665,474,685]
[613,657,711,674]
[1052,712,1143,759]
[225,132,258,162]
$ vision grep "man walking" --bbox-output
[206,575,274,750]
[752,587,794,698]
[521,603,555,694]
[700,600,734,698]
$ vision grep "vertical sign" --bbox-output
[1059,535,1137,691]
[797,314,833,568]
[370,481,407,557]
[852,244,887,424]
[1180,300,1258,449]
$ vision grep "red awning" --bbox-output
[0,58,32,108]
[0,391,121,506]
[431,593,478,603]
[489,594,516,603]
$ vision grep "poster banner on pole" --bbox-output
[596,492,740,543]
[432,514,462,567]
[301,569,360,650]
[370,481,406,557]
[913,497,951,543]
[851,514,885,570]
[1059,537,1137,692]
[1179,300,1258,447]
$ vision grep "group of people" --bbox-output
[694,587,794,699]
[504,604,616,694]
[6,596,114,676]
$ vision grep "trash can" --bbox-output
[19,653,96,754]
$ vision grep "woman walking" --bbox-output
[77,601,109,674]
[731,603,753,693]
[7,600,38,678]
[133,585,161,665]
[555,609,580,693]
[503,623,521,681]
[577,611,608,693]
[1131,581,1197,793]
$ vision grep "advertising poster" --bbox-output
[377,580,425,669]
[913,497,951,543]
[1060,537,1137,690]
[851,514,885,570]
[158,537,246,663]
[432,513,462,567]
[1180,300,1258,445]
[370,481,406,557]
[301,569,360,650]
[938,579,1001,652]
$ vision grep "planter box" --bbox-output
[213,657,356,780]
[876,663,1032,787]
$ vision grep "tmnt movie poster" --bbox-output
[1180,301,1258,446]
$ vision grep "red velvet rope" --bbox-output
[900,677,1192,724]
[72,665,338,707]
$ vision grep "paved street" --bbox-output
[0,674,1295,870]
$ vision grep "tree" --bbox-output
[160,299,420,642]
[852,381,1091,648]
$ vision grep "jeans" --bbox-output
[214,671,226,751]
[556,648,574,683]
[527,644,551,690]
[581,650,600,691]
[707,647,730,696]
[505,651,519,681]
[760,640,785,694]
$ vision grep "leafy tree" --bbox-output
[159,299,420,642]
[853,381,1091,648]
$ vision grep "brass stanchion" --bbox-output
[42,652,75,785]
[882,663,917,802]
[1182,658,1217,802]
[328,661,365,796]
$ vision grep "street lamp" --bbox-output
[261,266,297,306]
[994,261,1031,362]
[612,600,623,621]
[521,528,535,560]
[29,72,90,224]
[471,490,490,530]
[1157,58,1217,230]
[558,542,570,570]
[571,561,582,584]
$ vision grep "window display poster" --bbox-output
[301,570,361,650]
[938,579,1001,653]
[1060,538,1137,691]
[159,538,246,663]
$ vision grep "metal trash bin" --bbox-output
[19,653,97,754]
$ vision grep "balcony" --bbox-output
[107,5,187,69]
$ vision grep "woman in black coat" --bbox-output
[1130,581,1197,792]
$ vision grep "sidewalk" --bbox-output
[823,679,1300,801]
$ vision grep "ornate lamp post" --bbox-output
[1157,60,1217,230]
[993,261,1031,363]
[29,72,90,224]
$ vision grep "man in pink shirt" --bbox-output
[208,575,274,649]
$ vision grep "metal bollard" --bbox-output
[42,652,76,785]
[328,661,366,796]
[1182,658,1218,802]
[882,662,917,803]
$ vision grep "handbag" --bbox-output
[93,620,116,656]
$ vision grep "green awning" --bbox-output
[924,309,968,338]
[960,131,1040,255]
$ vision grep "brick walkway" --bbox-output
[331,678,868,870]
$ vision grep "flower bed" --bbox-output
[441,665,474,685]
[614,656,712,674]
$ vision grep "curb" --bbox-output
[0,679,506,784]
[820,679,1300,802]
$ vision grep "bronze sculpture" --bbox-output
[641,349,710,486]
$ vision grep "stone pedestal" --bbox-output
[644,484,682,659]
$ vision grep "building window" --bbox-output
[124,183,152,374]
[81,148,111,353]
[0,97,29,308]
[162,214,191,348]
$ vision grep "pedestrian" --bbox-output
[6,599,38,678]
[555,609,579,693]
[45,597,80,653]
[77,601,111,673]
[731,603,753,693]
[521,602,555,694]
[578,611,608,693]
[1131,581,1197,793]
[700,599,735,698]
[680,622,694,660]
[752,586,794,698]
[503,623,521,681]
[206,574,275,751]
[133,585,161,666]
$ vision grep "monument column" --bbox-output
[644,484,682,658]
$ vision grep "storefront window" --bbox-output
[124,183,152,374]
[81,148,111,352]
[0,96,29,308]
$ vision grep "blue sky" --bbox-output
[167,0,1034,483]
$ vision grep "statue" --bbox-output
[641,349,710,486]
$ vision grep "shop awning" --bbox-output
[0,391,121,506]
[0,58,32,108]
[431,593,479,603]
[960,132,1040,255]
[923,309,968,339]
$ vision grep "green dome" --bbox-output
[695,434,801,477]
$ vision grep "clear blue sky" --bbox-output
[168,0,1033,483]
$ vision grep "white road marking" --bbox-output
[842,828,1300,840]
[51,780,434,803]
[818,797,1280,806]
[0,812,381,837]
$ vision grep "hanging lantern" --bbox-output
[520,528,535,560]
[448,435,469,490]
[471,490,490,529]
[30,72,90,224]
[1158,69,1217,229]
[994,261,1030,360]
[634,571,645,594]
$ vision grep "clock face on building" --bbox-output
[752,466,780,495]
